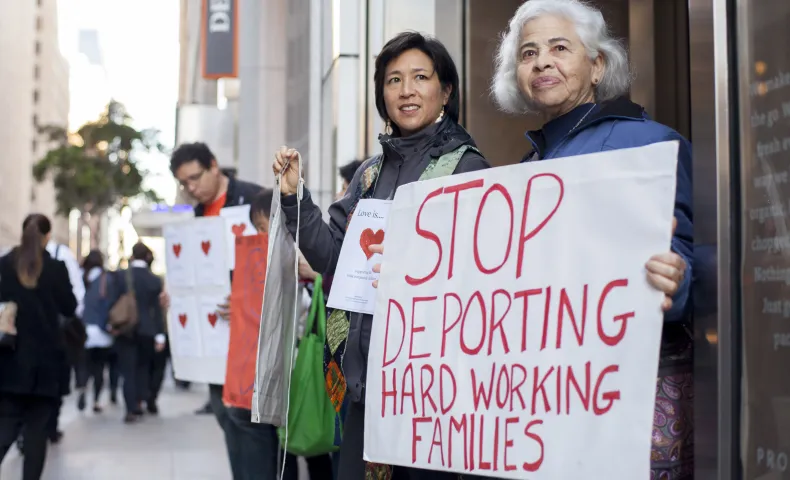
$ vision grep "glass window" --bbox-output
[737,1,790,478]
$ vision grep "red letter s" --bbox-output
[522,419,545,472]
[406,187,444,286]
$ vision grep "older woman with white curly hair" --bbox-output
[493,0,693,478]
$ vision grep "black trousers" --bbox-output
[149,339,168,404]
[75,347,120,404]
[0,393,58,480]
[116,335,156,414]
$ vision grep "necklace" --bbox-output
[528,104,597,162]
[570,104,597,133]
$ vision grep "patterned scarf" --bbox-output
[323,144,479,479]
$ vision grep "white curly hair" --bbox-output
[491,0,631,115]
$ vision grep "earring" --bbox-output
[384,119,393,135]
[435,106,445,123]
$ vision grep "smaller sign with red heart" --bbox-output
[326,199,391,316]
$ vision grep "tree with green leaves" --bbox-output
[34,100,164,255]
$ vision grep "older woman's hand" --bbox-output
[645,218,686,311]
[370,244,384,288]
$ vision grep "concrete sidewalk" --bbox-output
[1,383,231,480]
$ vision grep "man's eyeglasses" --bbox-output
[178,169,207,189]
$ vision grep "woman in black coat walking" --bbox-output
[0,214,77,480]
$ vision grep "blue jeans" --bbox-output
[226,406,297,480]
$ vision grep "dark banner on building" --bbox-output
[201,0,237,79]
[739,1,790,478]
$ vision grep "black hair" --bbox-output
[170,142,216,174]
[82,249,104,287]
[249,189,274,224]
[339,160,364,185]
[374,32,461,136]
[132,242,152,262]
[18,214,52,288]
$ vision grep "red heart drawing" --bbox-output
[178,314,188,328]
[201,240,211,255]
[359,228,385,260]
[231,223,247,237]
[173,243,182,258]
[208,313,218,328]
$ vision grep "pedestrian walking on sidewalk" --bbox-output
[0,214,78,480]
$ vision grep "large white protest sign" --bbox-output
[328,199,392,315]
[164,217,231,384]
[364,142,679,478]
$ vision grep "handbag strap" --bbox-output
[304,274,325,341]
[125,268,135,295]
[99,272,107,298]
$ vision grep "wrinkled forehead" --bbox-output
[519,14,582,47]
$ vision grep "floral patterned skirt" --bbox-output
[651,329,694,480]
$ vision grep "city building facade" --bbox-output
[0,0,70,249]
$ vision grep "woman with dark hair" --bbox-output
[77,250,118,413]
[0,214,77,479]
[273,32,489,479]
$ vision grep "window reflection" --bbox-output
[737,1,790,478]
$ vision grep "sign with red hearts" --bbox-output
[163,216,232,384]
[327,199,391,315]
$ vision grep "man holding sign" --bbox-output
[170,142,263,478]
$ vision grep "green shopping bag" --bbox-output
[278,274,340,456]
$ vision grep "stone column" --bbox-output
[237,0,287,188]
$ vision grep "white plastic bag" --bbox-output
[251,154,303,426]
